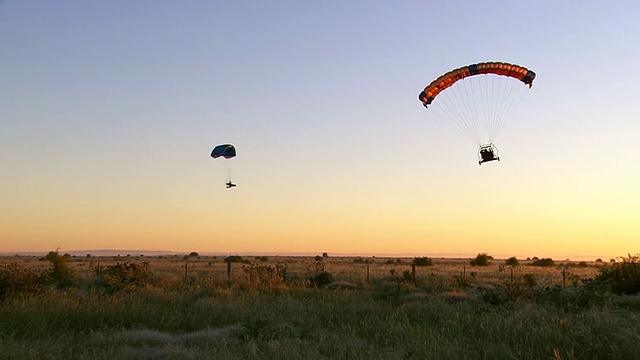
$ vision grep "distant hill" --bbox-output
[0,250,605,262]
[0,250,183,257]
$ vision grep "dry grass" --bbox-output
[1,254,638,360]
[1,254,602,289]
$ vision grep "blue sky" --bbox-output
[1,1,639,259]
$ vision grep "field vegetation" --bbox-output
[1,252,639,359]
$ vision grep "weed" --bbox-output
[93,261,149,292]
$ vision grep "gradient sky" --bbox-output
[1,1,639,260]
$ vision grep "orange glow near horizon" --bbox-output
[1,2,638,261]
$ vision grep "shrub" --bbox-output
[45,250,73,283]
[383,258,403,265]
[412,257,434,267]
[93,261,149,292]
[188,252,199,257]
[241,262,287,292]
[307,261,333,288]
[224,255,248,264]
[402,270,413,282]
[453,275,472,288]
[522,273,537,286]
[593,254,640,295]
[505,257,520,266]
[353,257,372,264]
[470,253,492,266]
[0,263,46,301]
[530,258,555,267]
[309,272,334,288]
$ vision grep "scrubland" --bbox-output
[1,254,639,359]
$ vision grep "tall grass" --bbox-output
[0,256,638,359]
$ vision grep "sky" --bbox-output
[1,1,639,260]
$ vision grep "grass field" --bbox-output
[1,254,639,359]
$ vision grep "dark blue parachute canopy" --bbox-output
[211,144,236,159]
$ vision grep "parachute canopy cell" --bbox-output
[418,62,536,107]
[211,144,236,159]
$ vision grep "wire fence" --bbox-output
[5,255,600,289]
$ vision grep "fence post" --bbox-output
[562,270,566,287]
[510,267,514,281]
[463,266,466,281]
[184,262,188,283]
[366,265,370,284]
[227,261,232,280]
[412,264,416,286]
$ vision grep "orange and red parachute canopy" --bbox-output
[418,62,536,108]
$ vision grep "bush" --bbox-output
[505,257,520,266]
[470,253,492,266]
[530,258,555,267]
[307,261,333,288]
[93,261,149,292]
[309,272,334,288]
[0,263,46,301]
[384,258,403,265]
[522,273,537,286]
[412,257,434,267]
[224,255,248,264]
[44,250,73,283]
[241,262,287,291]
[593,254,640,295]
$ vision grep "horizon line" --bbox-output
[0,249,615,261]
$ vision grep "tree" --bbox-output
[224,255,246,263]
[505,257,520,266]
[470,253,492,267]
[412,257,434,267]
[530,258,555,267]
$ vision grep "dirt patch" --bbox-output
[113,325,243,347]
